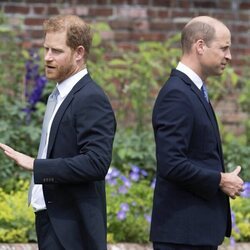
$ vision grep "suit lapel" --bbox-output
[47,93,73,157]
[190,84,223,154]
[171,70,224,166]
[190,83,219,134]
[46,74,92,157]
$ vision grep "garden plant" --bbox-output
[0,15,249,244]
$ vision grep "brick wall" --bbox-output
[1,0,249,134]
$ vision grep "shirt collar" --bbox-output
[176,62,203,90]
[56,68,88,98]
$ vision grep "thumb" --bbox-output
[232,166,241,175]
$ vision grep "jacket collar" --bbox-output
[170,69,224,167]
[46,73,92,157]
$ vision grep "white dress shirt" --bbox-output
[31,68,88,211]
[176,62,203,90]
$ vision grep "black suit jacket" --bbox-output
[150,69,231,246]
[34,74,116,250]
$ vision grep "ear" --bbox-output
[75,45,85,61]
[195,39,206,55]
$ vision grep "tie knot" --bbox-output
[49,87,59,101]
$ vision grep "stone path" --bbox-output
[0,243,249,250]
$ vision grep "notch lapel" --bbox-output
[46,74,91,157]
[171,70,224,167]
[191,80,224,169]
[191,84,222,141]
[46,93,74,157]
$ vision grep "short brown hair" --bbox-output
[181,21,216,53]
[43,15,93,60]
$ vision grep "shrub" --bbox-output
[223,139,250,181]
[0,17,249,244]
[231,183,250,243]
[88,25,181,132]
[238,57,250,145]
[106,165,154,243]
[0,17,48,191]
[106,165,250,244]
[0,181,35,243]
[0,173,249,244]
[111,129,156,176]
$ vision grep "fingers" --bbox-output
[0,143,8,151]
[4,149,16,159]
[0,143,17,161]
[230,190,242,199]
[229,181,245,199]
[0,142,34,171]
[0,143,14,153]
[232,165,241,175]
[220,165,245,199]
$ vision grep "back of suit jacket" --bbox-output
[34,74,116,250]
[150,69,231,246]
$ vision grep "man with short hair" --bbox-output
[0,14,116,250]
[150,16,244,250]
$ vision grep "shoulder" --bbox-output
[156,71,191,103]
[72,74,113,110]
[71,74,111,105]
[153,70,196,117]
[76,74,106,95]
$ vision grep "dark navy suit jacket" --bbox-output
[150,69,231,246]
[33,74,116,250]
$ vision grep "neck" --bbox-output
[180,57,206,81]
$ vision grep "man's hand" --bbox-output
[220,166,244,199]
[0,143,34,171]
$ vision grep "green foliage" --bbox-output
[112,129,156,175]
[88,22,117,96]
[0,17,249,244]
[231,197,250,242]
[223,138,250,181]
[107,38,180,132]
[0,14,24,94]
[208,66,239,101]
[0,17,46,191]
[0,181,35,242]
[238,57,250,115]
[237,57,250,144]
[88,27,181,131]
[106,166,153,243]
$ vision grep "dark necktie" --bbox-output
[201,84,209,103]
